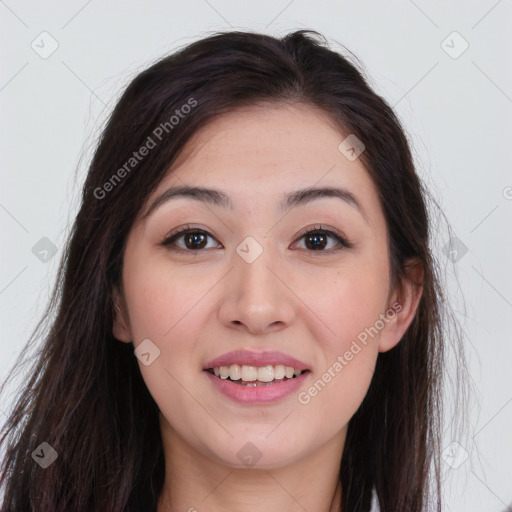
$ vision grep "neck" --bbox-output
[156,416,345,512]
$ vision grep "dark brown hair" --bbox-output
[0,29,461,511]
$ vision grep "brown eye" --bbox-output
[295,227,351,252]
[161,227,221,252]
[182,231,208,250]
[161,224,352,254]
[304,232,329,250]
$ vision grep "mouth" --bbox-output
[205,365,311,387]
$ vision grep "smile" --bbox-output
[204,366,310,404]
[207,364,308,386]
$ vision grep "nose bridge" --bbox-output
[219,234,295,333]
[237,239,278,295]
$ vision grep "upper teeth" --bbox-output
[212,365,303,382]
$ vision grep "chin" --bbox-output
[207,431,310,469]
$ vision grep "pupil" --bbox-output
[184,232,328,250]
[186,232,206,249]
[306,233,326,250]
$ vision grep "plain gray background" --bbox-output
[1,1,511,510]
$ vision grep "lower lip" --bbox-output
[204,370,309,405]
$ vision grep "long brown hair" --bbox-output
[0,30,463,511]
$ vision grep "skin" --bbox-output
[113,104,422,512]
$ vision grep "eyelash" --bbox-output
[160,224,353,254]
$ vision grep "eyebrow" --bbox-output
[142,185,368,222]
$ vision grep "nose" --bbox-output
[218,245,296,335]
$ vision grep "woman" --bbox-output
[0,29,462,511]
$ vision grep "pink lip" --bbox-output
[204,370,310,405]
[203,349,309,371]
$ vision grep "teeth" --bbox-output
[274,364,285,380]
[229,364,241,381]
[241,366,258,381]
[257,365,274,382]
[210,364,306,383]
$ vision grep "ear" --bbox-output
[378,258,424,353]
[112,285,132,343]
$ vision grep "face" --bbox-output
[113,104,414,469]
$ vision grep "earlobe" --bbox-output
[112,287,132,343]
[378,259,424,353]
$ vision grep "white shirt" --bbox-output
[369,489,380,511]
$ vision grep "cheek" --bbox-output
[296,273,384,431]
[123,259,211,343]
[120,258,216,418]
[312,256,390,348]
[121,263,213,425]
[297,256,387,404]
[296,347,377,445]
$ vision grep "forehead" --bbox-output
[170,103,358,182]
[145,104,384,227]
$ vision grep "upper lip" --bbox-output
[203,350,310,371]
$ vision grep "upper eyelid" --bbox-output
[162,225,351,249]
[163,225,344,241]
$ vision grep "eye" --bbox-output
[160,225,221,252]
[293,225,352,252]
[160,224,352,254]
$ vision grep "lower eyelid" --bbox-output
[162,229,351,252]
[163,231,219,250]
[294,235,346,250]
